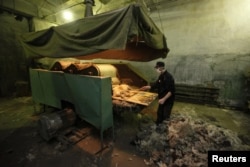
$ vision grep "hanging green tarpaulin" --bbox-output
[20,4,169,61]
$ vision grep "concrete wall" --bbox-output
[138,0,250,109]
[0,11,29,96]
[0,12,56,97]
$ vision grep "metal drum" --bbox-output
[38,108,76,141]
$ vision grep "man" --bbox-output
[140,61,175,125]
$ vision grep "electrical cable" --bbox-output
[155,0,164,33]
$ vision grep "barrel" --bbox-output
[38,108,76,141]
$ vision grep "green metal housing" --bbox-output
[29,68,113,136]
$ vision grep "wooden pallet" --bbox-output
[175,84,220,105]
[112,91,157,106]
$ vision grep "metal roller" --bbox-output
[94,64,120,84]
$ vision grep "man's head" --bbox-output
[154,61,165,73]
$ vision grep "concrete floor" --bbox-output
[0,97,250,167]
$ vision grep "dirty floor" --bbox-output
[0,97,250,167]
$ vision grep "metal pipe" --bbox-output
[83,0,95,17]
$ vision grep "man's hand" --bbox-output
[158,98,166,104]
[159,92,172,104]
[140,85,151,91]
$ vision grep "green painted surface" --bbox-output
[29,69,113,131]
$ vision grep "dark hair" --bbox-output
[155,61,165,68]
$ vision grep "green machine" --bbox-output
[23,3,169,151]
[29,68,113,146]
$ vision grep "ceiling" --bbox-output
[0,0,188,24]
[27,0,178,14]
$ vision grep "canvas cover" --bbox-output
[20,4,169,61]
